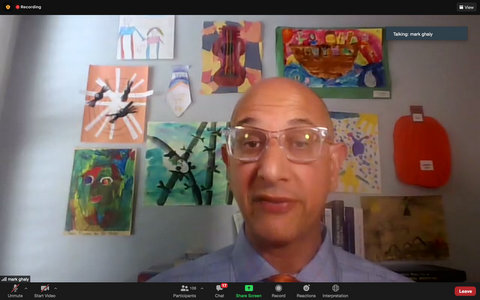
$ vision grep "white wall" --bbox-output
[0,15,479,282]
[0,16,21,119]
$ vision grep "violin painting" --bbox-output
[201,21,263,94]
[212,26,246,87]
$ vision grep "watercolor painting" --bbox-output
[361,195,450,261]
[331,112,381,193]
[117,15,175,59]
[81,65,153,144]
[201,21,263,94]
[145,122,233,206]
[65,149,136,235]
[276,27,391,99]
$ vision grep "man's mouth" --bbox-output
[253,195,297,214]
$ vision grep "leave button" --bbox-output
[455,286,476,296]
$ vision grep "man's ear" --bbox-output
[221,144,229,166]
[329,143,347,192]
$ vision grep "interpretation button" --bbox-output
[455,286,476,296]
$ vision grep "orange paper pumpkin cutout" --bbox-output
[393,115,451,188]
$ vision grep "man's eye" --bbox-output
[292,140,310,149]
[84,175,94,185]
[243,141,261,148]
[100,177,113,185]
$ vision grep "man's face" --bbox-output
[223,79,345,246]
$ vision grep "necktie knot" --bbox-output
[263,273,299,282]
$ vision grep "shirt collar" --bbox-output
[231,224,278,282]
[231,224,341,282]
[296,227,341,282]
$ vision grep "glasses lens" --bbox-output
[283,128,325,161]
[229,127,267,160]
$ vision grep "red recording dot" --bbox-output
[15,4,19,9]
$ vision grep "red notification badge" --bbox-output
[220,283,228,289]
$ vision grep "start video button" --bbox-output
[455,286,476,296]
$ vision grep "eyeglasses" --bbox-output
[223,125,332,163]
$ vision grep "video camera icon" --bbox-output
[41,285,49,292]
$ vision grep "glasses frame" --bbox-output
[223,125,333,163]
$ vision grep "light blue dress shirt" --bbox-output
[148,225,411,282]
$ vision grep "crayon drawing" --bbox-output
[361,195,450,261]
[117,15,175,59]
[331,112,381,193]
[81,65,153,144]
[65,149,136,235]
[201,21,263,94]
[145,122,233,206]
[277,27,391,99]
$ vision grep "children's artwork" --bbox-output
[145,122,233,206]
[276,27,391,99]
[331,112,381,193]
[166,65,192,117]
[117,15,175,59]
[201,21,263,94]
[81,65,153,144]
[361,195,450,261]
[65,149,136,235]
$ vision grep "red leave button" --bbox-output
[455,286,476,296]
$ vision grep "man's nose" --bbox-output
[256,139,290,182]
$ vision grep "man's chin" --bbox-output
[248,221,298,247]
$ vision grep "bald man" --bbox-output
[149,77,410,282]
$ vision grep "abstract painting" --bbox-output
[65,149,136,235]
[331,112,381,193]
[81,65,153,144]
[276,27,391,99]
[117,15,175,59]
[145,122,232,206]
[201,21,263,94]
[361,195,450,261]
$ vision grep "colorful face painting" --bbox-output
[201,21,263,94]
[117,15,175,59]
[277,27,391,99]
[65,149,136,235]
[361,195,450,261]
[145,122,232,206]
[330,112,381,193]
[81,65,153,144]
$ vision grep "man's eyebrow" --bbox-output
[287,118,317,127]
[234,117,258,126]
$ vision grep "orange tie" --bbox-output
[263,273,299,282]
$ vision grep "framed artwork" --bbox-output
[276,27,391,99]
[81,65,153,144]
[201,21,263,94]
[331,112,381,193]
[117,15,175,60]
[65,148,136,235]
[361,195,450,261]
[145,122,233,206]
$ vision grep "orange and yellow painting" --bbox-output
[277,27,391,99]
[81,65,153,144]
[201,21,263,94]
